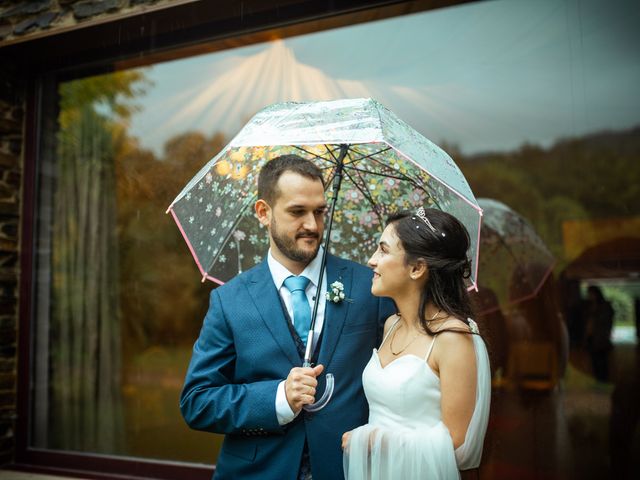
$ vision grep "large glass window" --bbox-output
[32,0,639,476]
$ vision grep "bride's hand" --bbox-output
[341,431,352,451]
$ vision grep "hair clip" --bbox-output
[414,206,438,234]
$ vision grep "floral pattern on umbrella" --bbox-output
[168,98,482,288]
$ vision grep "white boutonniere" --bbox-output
[326,280,352,304]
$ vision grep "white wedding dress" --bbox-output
[344,319,491,479]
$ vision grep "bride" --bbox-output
[342,207,491,479]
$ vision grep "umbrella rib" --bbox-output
[329,144,446,211]
[342,165,386,227]
[349,151,421,184]
[366,158,445,210]
[347,165,415,183]
[293,144,341,165]
[346,164,427,195]
[346,146,393,166]
[325,143,348,163]
[343,148,424,186]
[346,160,444,210]
[290,144,342,192]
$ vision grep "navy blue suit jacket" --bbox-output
[180,254,395,479]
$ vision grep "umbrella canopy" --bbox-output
[476,198,556,312]
[168,98,482,289]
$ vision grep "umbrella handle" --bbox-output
[300,145,346,414]
[302,373,334,412]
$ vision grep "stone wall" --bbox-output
[0,63,23,466]
[0,0,174,43]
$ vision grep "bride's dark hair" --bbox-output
[387,208,475,336]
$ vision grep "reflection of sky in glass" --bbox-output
[129,0,640,156]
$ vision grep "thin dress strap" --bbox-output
[379,316,402,348]
[425,319,477,363]
[424,334,438,362]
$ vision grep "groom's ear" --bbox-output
[255,199,271,227]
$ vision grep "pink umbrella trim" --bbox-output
[475,260,556,315]
[167,207,226,285]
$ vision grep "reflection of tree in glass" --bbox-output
[94,74,230,461]
[116,129,227,354]
[456,127,640,271]
[52,71,149,452]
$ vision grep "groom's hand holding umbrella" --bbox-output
[285,364,324,412]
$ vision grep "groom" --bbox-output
[180,154,394,479]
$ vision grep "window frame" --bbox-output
[12,1,474,477]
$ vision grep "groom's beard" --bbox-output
[271,217,321,264]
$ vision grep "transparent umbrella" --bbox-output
[167,98,482,410]
[476,198,556,314]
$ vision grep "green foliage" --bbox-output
[59,70,151,122]
[115,130,226,353]
[601,287,633,325]
[56,68,221,354]
[52,71,149,452]
[457,127,640,270]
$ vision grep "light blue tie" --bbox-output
[283,275,312,347]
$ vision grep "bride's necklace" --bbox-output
[389,309,441,356]
[389,329,419,356]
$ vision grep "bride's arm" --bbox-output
[432,330,477,449]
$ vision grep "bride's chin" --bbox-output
[371,285,385,297]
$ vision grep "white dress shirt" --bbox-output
[267,248,328,425]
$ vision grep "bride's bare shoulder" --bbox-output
[434,317,475,346]
[434,316,472,332]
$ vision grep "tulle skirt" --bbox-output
[343,422,460,480]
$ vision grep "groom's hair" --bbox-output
[258,154,324,205]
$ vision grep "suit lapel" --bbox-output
[246,260,301,366]
[317,255,351,368]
